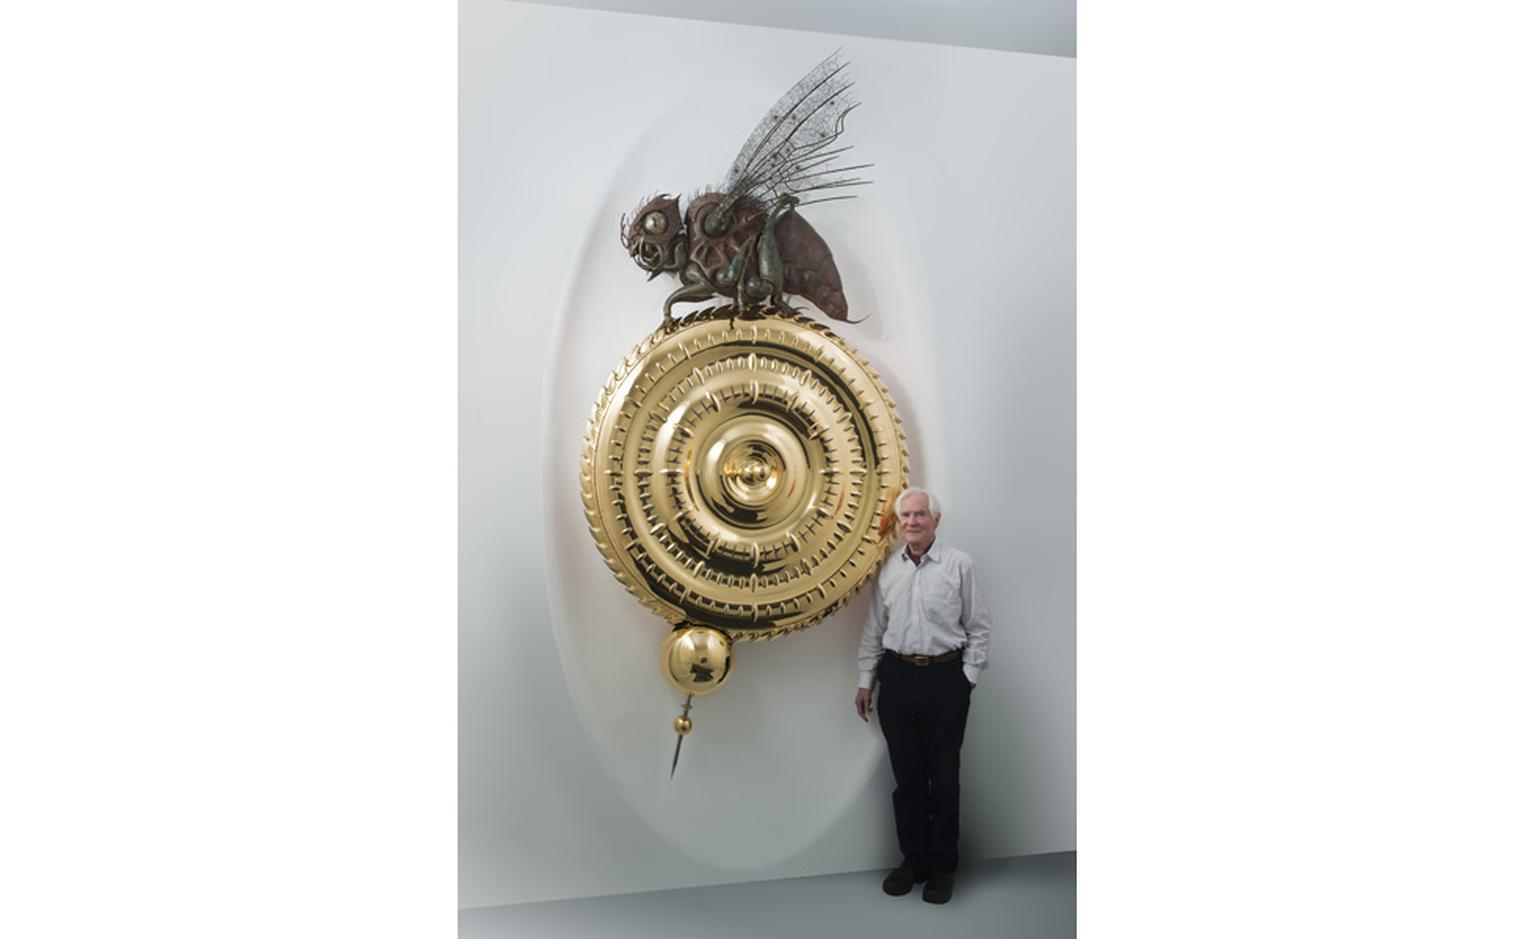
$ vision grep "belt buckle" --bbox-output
[912,654,931,666]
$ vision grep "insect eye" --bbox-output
[643,211,667,235]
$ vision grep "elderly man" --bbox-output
[855,486,992,905]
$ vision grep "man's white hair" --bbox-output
[895,486,942,518]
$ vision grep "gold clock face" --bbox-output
[581,307,907,641]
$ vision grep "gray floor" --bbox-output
[460,851,1075,938]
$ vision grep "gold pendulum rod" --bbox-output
[670,694,694,779]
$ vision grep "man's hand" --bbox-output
[855,687,872,722]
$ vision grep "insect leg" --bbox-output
[662,263,717,329]
[721,237,757,314]
[757,196,799,315]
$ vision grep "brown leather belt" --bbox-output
[890,650,961,666]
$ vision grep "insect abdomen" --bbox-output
[776,212,848,321]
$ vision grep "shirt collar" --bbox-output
[903,539,944,566]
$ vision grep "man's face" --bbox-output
[897,493,939,553]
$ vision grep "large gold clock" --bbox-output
[580,306,906,770]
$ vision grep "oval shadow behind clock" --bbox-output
[539,58,950,871]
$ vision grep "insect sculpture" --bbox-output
[619,52,871,329]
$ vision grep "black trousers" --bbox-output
[875,653,972,875]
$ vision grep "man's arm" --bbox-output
[959,558,993,686]
[854,580,889,720]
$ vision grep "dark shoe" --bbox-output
[881,865,927,896]
[922,872,955,904]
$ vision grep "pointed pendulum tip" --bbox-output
[658,626,729,779]
[669,694,694,779]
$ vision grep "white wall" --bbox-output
[461,0,1074,907]
[513,0,1076,57]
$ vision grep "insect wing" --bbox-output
[722,51,872,207]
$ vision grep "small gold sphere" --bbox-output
[659,625,734,697]
[673,715,693,735]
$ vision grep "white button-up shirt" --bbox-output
[857,540,993,689]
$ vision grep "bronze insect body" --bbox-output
[620,53,870,328]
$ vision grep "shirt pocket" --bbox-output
[921,569,963,628]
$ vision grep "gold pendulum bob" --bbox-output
[660,624,733,777]
[580,307,908,778]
